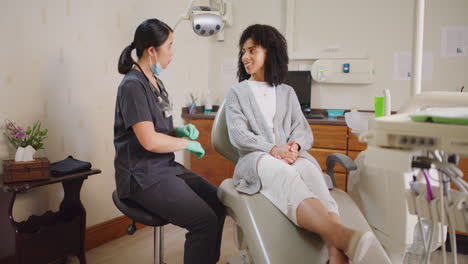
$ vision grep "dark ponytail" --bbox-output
[117,18,173,75]
[118,42,135,74]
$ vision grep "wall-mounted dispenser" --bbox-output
[311,58,373,84]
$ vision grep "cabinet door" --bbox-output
[334,172,347,191]
[459,157,468,179]
[348,128,367,151]
[310,125,348,150]
[309,148,347,173]
[347,150,361,161]
[190,120,233,186]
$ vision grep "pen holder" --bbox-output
[188,103,197,115]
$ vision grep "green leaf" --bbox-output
[31,122,38,135]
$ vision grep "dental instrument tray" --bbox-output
[410,107,468,125]
[371,92,468,156]
[373,113,468,156]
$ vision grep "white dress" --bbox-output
[248,80,276,139]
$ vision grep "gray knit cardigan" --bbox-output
[225,80,330,195]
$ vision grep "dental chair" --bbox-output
[211,101,387,264]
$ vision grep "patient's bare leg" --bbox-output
[326,213,349,264]
[296,198,353,255]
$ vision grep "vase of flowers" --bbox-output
[3,120,48,162]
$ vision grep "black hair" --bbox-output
[118,18,173,74]
[237,24,289,86]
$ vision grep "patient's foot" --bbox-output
[345,230,375,263]
[328,246,349,264]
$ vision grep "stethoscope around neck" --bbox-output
[134,62,173,117]
[134,62,168,99]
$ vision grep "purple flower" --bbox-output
[4,121,26,140]
[15,130,26,140]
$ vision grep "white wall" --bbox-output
[208,0,286,104]
[208,0,468,111]
[1,0,211,226]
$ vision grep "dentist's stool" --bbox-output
[112,190,167,264]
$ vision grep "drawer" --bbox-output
[459,157,468,180]
[348,128,367,151]
[347,150,362,161]
[453,157,468,192]
[310,125,347,150]
[333,172,347,191]
[309,148,347,173]
[191,120,216,154]
[191,155,232,186]
[190,119,234,186]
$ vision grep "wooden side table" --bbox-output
[0,169,101,264]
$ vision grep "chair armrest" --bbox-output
[326,153,358,188]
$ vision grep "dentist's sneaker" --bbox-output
[345,230,375,263]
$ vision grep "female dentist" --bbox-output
[114,18,225,264]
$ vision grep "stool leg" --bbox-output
[154,226,165,264]
[160,226,165,263]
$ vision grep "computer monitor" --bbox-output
[284,71,312,113]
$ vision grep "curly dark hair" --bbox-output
[237,24,289,86]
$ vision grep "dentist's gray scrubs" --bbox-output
[113,67,225,264]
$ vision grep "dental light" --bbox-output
[174,0,233,39]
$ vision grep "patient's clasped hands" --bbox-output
[269,140,299,164]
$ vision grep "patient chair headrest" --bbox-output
[211,101,239,164]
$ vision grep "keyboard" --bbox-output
[304,113,324,119]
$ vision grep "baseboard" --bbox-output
[85,216,146,251]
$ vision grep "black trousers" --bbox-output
[130,168,226,264]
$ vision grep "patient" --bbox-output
[225,24,375,264]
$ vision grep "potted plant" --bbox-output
[3,120,48,162]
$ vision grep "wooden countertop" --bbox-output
[181,106,347,126]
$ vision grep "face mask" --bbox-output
[149,55,163,76]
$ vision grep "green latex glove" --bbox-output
[175,124,199,140]
[186,140,205,159]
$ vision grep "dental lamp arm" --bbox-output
[220,0,225,15]
[173,0,195,30]
[326,153,357,188]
